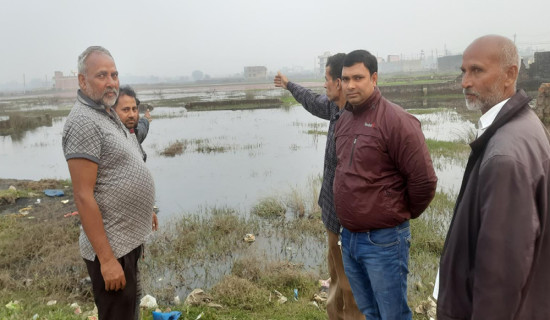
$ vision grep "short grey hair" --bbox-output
[497,37,519,90]
[78,46,113,75]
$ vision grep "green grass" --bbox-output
[251,197,286,219]
[425,138,470,159]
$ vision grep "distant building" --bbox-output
[53,71,78,91]
[437,55,462,73]
[244,66,267,80]
[529,51,550,79]
[318,51,331,75]
[387,55,400,63]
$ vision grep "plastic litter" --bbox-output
[46,300,57,306]
[243,233,255,242]
[19,206,32,215]
[64,211,79,218]
[173,295,180,305]
[140,294,158,309]
[61,199,69,204]
[5,300,20,310]
[319,278,330,291]
[273,290,287,304]
[152,311,181,320]
[44,189,64,197]
[184,288,212,306]
[35,199,41,204]
[294,288,298,301]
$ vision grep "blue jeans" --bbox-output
[341,221,412,320]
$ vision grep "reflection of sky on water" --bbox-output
[0,106,474,219]
[412,109,476,142]
[138,88,285,103]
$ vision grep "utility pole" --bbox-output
[23,73,26,94]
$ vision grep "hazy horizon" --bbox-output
[1,0,549,88]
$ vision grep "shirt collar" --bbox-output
[477,98,510,137]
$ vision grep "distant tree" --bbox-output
[192,70,204,81]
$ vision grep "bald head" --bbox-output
[461,35,519,113]
[468,35,519,79]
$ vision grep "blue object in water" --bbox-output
[152,311,181,320]
[43,189,64,197]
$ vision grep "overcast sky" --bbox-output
[1,0,549,84]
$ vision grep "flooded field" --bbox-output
[0,85,481,304]
[0,87,475,218]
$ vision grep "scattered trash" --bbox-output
[5,300,20,310]
[195,312,204,319]
[18,206,32,215]
[46,300,57,306]
[64,211,79,217]
[310,300,320,310]
[173,295,180,305]
[44,189,64,197]
[140,294,158,309]
[8,185,16,191]
[414,297,437,319]
[319,278,330,291]
[61,199,69,204]
[152,310,181,320]
[273,289,287,304]
[313,292,328,304]
[35,198,41,204]
[294,288,298,301]
[184,288,212,306]
[71,302,81,315]
[243,233,255,243]
[32,314,39,320]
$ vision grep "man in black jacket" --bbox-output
[438,35,550,320]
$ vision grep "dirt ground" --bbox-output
[0,178,75,217]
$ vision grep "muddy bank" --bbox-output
[0,178,73,215]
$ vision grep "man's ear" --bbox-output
[371,72,378,86]
[504,65,518,88]
[78,74,86,90]
[336,78,341,88]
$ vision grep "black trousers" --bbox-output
[85,245,142,320]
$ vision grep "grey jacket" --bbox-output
[438,90,550,320]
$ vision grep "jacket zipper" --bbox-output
[349,135,358,167]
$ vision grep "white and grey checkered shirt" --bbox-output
[62,91,156,261]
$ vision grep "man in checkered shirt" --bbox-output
[62,46,155,319]
[274,53,364,320]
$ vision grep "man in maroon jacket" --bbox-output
[333,50,437,320]
[437,35,550,320]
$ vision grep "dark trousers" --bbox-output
[85,246,142,320]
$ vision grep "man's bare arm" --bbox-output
[68,158,126,291]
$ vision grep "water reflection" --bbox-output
[0,102,476,219]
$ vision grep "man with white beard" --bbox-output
[437,35,550,319]
[62,46,156,319]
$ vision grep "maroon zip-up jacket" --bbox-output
[333,87,437,232]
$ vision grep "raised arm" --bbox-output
[274,71,335,120]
